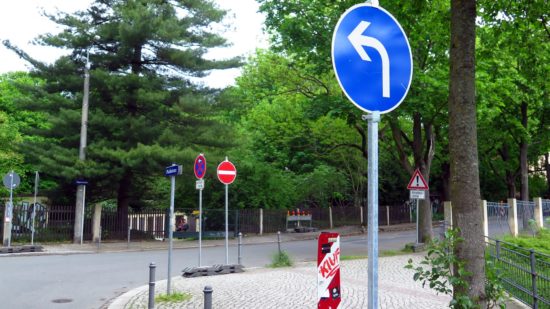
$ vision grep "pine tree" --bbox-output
[4,0,239,218]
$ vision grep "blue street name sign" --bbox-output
[75,179,88,185]
[332,3,413,113]
[165,165,182,177]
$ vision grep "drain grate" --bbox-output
[51,298,73,304]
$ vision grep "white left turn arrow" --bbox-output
[348,21,390,98]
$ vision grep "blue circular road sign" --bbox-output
[194,154,206,179]
[332,4,413,113]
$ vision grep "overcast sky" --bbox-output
[0,0,268,88]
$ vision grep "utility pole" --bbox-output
[74,53,90,244]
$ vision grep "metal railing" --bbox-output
[517,200,536,231]
[487,201,511,237]
[486,237,550,308]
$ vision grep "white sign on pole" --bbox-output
[196,179,204,190]
[409,190,426,200]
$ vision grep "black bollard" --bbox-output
[203,285,213,309]
[148,262,156,309]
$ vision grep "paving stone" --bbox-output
[111,254,451,309]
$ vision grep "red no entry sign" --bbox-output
[217,160,236,185]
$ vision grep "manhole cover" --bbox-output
[52,298,73,304]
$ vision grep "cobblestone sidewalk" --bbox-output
[109,254,451,309]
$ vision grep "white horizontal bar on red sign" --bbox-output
[218,170,236,175]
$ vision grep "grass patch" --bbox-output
[340,247,414,260]
[155,292,192,303]
[340,255,367,261]
[269,250,293,268]
[502,228,550,255]
[380,247,413,257]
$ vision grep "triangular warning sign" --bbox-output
[407,169,429,190]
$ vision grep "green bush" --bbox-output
[406,228,507,308]
[269,250,293,268]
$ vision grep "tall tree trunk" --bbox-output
[520,101,529,201]
[442,162,450,202]
[419,171,433,243]
[506,171,517,198]
[545,153,550,197]
[499,143,517,198]
[520,101,531,228]
[117,170,132,234]
[389,115,435,243]
[449,0,486,305]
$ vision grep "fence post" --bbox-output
[444,201,452,230]
[2,202,12,247]
[534,197,543,229]
[97,226,102,250]
[203,286,213,309]
[238,232,242,265]
[360,206,364,226]
[92,204,102,243]
[127,224,131,249]
[495,239,501,260]
[508,198,518,237]
[481,200,488,238]
[148,262,156,309]
[277,231,281,255]
[386,206,390,226]
[329,207,333,229]
[259,208,263,235]
[530,249,538,308]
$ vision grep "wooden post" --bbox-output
[508,198,518,237]
[481,200,488,238]
[259,208,264,235]
[534,198,543,229]
[444,201,452,230]
[92,204,102,243]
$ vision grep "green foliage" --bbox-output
[269,250,293,268]
[155,292,191,303]
[405,229,507,308]
[0,72,51,196]
[3,0,240,209]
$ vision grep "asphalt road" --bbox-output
[0,230,418,309]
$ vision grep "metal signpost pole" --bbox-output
[416,198,420,244]
[199,186,203,266]
[366,112,380,309]
[31,171,38,245]
[217,157,235,265]
[167,173,175,295]
[225,183,229,265]
[194,154,206,267]
[8,171,14,247]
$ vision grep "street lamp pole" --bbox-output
[74,53,90,244]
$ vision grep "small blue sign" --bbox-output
[194,154,206,180]
[165,165,182,177]
[75,179,88,185]
[332,4,413,113]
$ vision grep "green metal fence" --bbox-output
[486,237,550,308]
